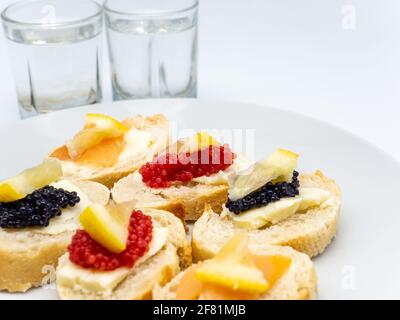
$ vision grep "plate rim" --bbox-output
[4,98,400,169]
[1,98,400,299]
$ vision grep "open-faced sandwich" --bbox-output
[192,148,341,260]
[49,113,170,188]
[112,132,252,221]
[0,111,341,300]
[56,202,191,300]
[153,233,317,300]
[0,159,109,292]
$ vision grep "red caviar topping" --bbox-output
[139,145,236,188]
[68,210,153,271]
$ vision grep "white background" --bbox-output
[0,0,399,161]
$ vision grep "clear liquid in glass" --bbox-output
[5,23,102,117]
[107,16,197,100]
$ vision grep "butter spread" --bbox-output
[33,180,91,235]
[192,153,253,185]
[118,128,154,163]
[57,226,168,293]
[231,187,331,229]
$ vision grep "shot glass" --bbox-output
[1,0,103,118]
[104,0,198,100]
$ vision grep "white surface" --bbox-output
[0,0,399,163]
[1,99,400,299]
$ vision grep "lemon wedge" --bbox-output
[0,182,24,202]
[229,148,299,201]
[195,261,269,293]
[79,204,128,253]
[0,158,62,203]
[179,132,220,153]
[66,113,128,159]
[195,233,269,293]
[214,231,251,262]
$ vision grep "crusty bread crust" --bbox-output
[162,185,227,221]
[112,171,228,221]
[57,209,191,300]
[50,114,170,189]
[0,232,72,292]
[58,244,180,300]
[111,151,254,221]
[87,169,139,190]
[192,171,341,261]
[153,244,318,300]
[143,209,192,269]
[0,181,110,292]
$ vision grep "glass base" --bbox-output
[112,84,197,101]
[17,95,102,119]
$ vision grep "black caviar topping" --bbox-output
[226,171,300,214]
[0,186,80,229]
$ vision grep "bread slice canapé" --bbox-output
[192,171,341,261]
[0,180,110,292]
[49,114,170,188]
[56,209,191,300]
[111,154,253,221]
[153,244,318,300]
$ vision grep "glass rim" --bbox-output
[1,0,103,28]
[104,0,198,17]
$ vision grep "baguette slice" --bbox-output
[153,244,318,300]
[111,154,253,221]
[0,180,110,292]
[49,114,170,188]
[112,171,227,221]
[192,171,341,260]
[56,208,192,300]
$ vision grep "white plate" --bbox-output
[1,99,400,300]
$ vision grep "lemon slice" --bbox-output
[179,132,220,153]
[195,261,269,293]
[195,233,269,294]
[67,113,128,159]
[0,182,24,202]
[214,232,251,262]
[80,204,128,253]
[0,158,62,203]
[229,148,299,201]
